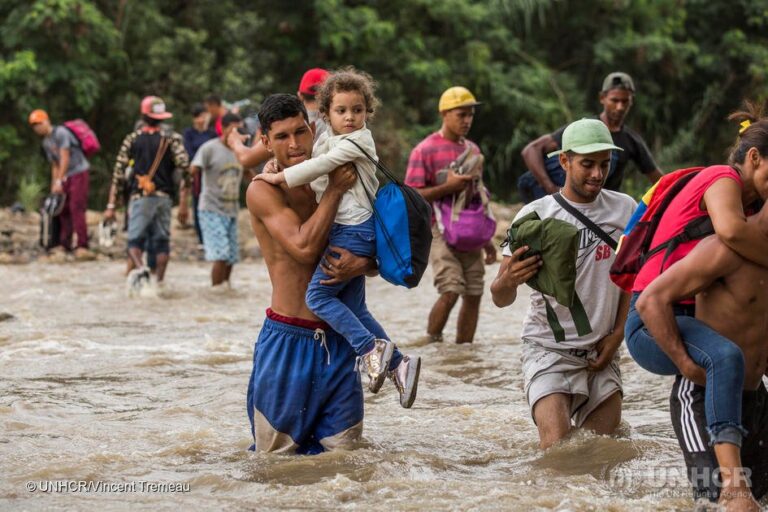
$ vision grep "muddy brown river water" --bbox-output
[1,261,762,511]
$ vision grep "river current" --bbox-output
[0,261,755,511]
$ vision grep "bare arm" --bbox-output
[521,134,559,194]
[246,166,355,264]
[588,291,630,371]
[229,130,271,168]
[56,148,70,182]
[50,162,57,190]
[636,237,742,379]
[490,247,542,308]
[177,178,189,225]
[704,178,768,267]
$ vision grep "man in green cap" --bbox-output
[519,72,662,203]
[491,118,637,449]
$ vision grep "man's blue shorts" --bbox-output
[247,313,364,455]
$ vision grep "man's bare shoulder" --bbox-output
[246,180,287,218]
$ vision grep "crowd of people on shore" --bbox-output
[26,67,768,511]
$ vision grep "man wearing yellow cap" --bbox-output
[405,86,497,344]
[29,109,94,259]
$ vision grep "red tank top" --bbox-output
[633,165,742,292]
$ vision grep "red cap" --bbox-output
[28,109,50,125]
[298,68,330,96]
[140,96,173,120]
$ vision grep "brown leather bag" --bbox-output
[137,136,170,196]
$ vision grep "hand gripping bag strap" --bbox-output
[553,192,617,250]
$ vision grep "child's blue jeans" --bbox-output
[305,217,403,369]
[625,292,747,446]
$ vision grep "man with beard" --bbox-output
[491,118,636,449]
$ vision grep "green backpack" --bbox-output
[505,211,592,342]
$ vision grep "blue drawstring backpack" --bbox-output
[347,139,432,288]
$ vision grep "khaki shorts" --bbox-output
[521,341,622,427]
[430,225,485,296]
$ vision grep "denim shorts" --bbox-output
[127,196,171,252]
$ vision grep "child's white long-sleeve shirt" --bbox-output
[284,127,379,226]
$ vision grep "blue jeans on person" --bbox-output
[625,292,747,446]
[305,217,403,370]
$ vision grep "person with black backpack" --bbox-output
[103,96,190,293]
[29,109,95,260]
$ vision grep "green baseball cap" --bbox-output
[547,118,624,157]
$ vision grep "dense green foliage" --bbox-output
[2,0,768,207]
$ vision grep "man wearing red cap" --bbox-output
[29,109,94,259]
[229,68,330,169]
[104,96,190,290]
[204,94,228,137]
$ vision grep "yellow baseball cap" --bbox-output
[438,86,481,112]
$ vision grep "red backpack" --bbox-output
[610,167,715,292]
[62,119,101,157]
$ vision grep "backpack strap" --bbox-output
[543,291,592,343]
[146,136,170,182]
[553,193,617,251]
[350,162,409,272]
[60,124,82,149]
[346,138,401,184]
[649,215,715,272]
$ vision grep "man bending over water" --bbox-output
[638,206,768,511]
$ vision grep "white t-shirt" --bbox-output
[503,190,636,349]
